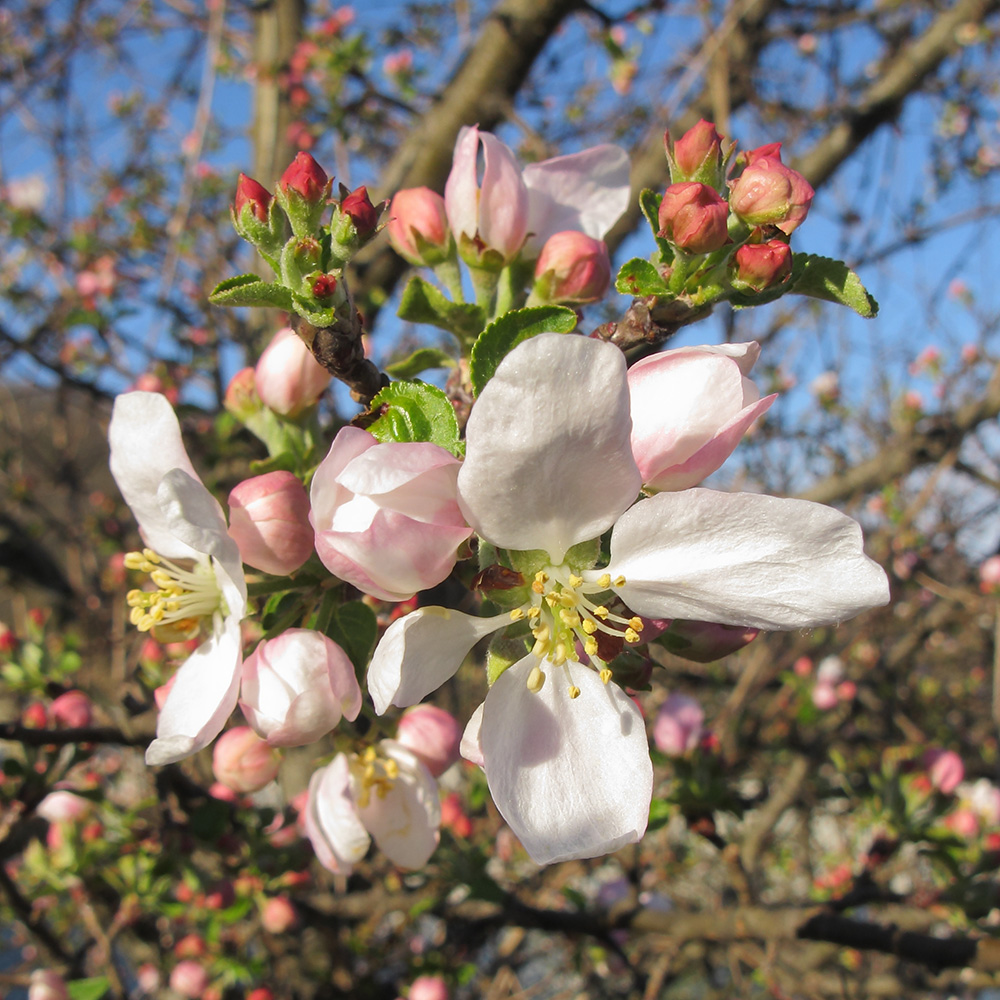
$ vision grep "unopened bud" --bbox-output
[341,185,378,238]
[387,186,453,266]
[279,152,328,203]
[665,119,726,185]
[653,693,704,756]
[232,172,281,250]
[658,619,759,662]
[228,471,313,576]
[254,327,331,417]
[234,173,271,222]
[729,145,814,234]
[29,970,69,1000]
[311,273,338,299]
[531,231,611,304]
[51,690,93,728]
[658,182,729,254]
[212,727,280,793]
[223,367,262,422]
[731,239,793,292]
[395,705,463,777]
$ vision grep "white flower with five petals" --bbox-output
[367,333,889,864]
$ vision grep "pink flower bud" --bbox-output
[212,727,280,793]
[254,327,331,417]
[653,693,704,756]
[657,182,730,253]
[234,173,272,222]
[341,185,378,238]
[729,145,814,234]
[816,655,844,684]
[811,682,839,711]
[665,119,726,184]
[924,749,964,794]
[279,151,328,203]
[310,427,472,602]
[387,187,453,265]
[22,701,49,728]
[228,471,313,576]
[731,239,793,292]
[37,790,92,824]
[981,555,1000,593]
[170,960,209,999]
[409,976,450,1000]
[136,964,161,993]
[440,791,472,838]
[223,366,261,421]
[29,970,69,1000]
[50,690,93,728]
[261,895,298,933]
[628,342,775,491]
[944,807,979,840]
[532,231,611,304]
[395,705,462,777]
[660,619,759,663]
[239,629,361,747]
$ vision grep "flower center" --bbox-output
[508,567,643,696]
[124,548,223,642]
[350,746,399,808]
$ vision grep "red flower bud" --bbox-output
[311,273,338,299]
[279,152,329,203]
[732,239,793,292]
[658,182,730,253]
[234,173,271,222]
[666,120,725,184]
[341,185,378,237]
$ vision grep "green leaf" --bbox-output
[367,381,461,454]
[638,188,673,262]
[68,979,111,1000]
[615,258,672,297]
[385,347,457,379]
[648,797,673,832]
[322,600,377,675]
[788,253,879,318]
[398,276,486,340]
[469,306,577,396]
[208,273,294,310]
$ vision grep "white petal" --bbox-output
[367,607,509,714]
[605,489,890,630]
[458,334,641,563]
[145,614,242,765]
[481,656,652,865]
[358,741,440,869]
[109,392,202,560]
[460,702,485,768]
[304,755,370,874]
[522,145,631,254]
[443,125,481,240]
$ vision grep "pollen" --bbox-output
[352,748,399,807]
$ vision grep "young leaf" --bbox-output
[68,978,111,1000]
[209,274,294,310]
[398,275,486,340]
[638,188,673,261]
[322,600,378,675]
[788,253,879,318]
[615,258,672,297]
[469,306,577,396]
[385,347,457,379]
[366,381,461,454]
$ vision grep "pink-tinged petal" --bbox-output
[357,741,440,869]
[460,702,485,768]
[159,469,247,618]
[604,489,890,630]
[336,441,461,497]
[304,755,370,874]
[458,334,640,563]
[478,132,529,258]
[109,392,202,560]
[444,126,481,240]
[522,145,631,255]
[644,393,776,492]
[481,656,652,865]
[145,615,242,765]
[367,607,509,714]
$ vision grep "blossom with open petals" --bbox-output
[109,392,247,766]
[303,740,440,873]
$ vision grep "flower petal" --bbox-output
[604,489,890,629]
[522,145,631,255]
[145,614,242,765]
[479,132,529,258]
[367,607,509,714]
[458,334,641,563]
[109,392,202,560]
[460,702,485,768]
[480,656,652,865]
[304,755,370,874]
[444,125,481,240]
[357,741,440,869]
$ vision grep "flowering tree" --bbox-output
[4,2,1000,999]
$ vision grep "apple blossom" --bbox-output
[731,239,793,292]
[109,392,247,766]
[227,471,314,576]
[653,693,705,756]
[395,704,463,777]
[665,119,726,185]
[304,741,440,873]
[531,231,611,304]
[212,726,281,793]
[627,342,776,491]
[239,629,362,746]
[368,333,888,864]
[387,186,453,266]
[729,144,814,234]
[254,327,331,417]
[310,426,472,602]
[658,182,730,253]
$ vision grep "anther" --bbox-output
[599,668,613,684]
[526,665,546,692]
[568,685,581,699]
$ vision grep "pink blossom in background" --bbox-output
[923,749,964,794]
[212,727,280,793]
[228,471,314,576]
[254,327,331,417]
[50,690,93,728]
[310,427,472,602]
[4,174,48,212]
[395,704,463,777]
[653,693,705,756]
[409,975,450,1000]
[979,554,1000,593]
[169,960,209,999]
[239,629,361,747]
[261,896,298,934]
[28,970,69,1000]
[37,791,91,824]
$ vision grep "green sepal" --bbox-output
[564,537,601,573]
[469,305,577,396]
[290,293,338,327]
[366,380,462,455]
[638,188,673,261]
[486,635,529,686]
[208,274,294,310]
[241,407,316,468]
[647,797,672,832]
[398,276,486,341]
[385,347,457,379]
[615,258,672,297]
[319,599,378,676]
[787,253,879,318]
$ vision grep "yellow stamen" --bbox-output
[568,685,581,699]
[599,668,613,685]
[527,665,546,692]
